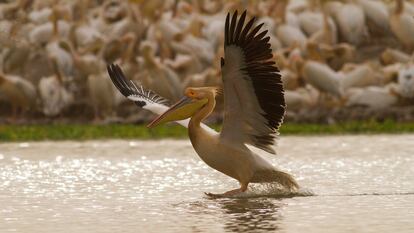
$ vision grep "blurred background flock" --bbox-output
[0,0,414,125]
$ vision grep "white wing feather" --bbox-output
[107,64,215,133]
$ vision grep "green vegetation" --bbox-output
[280,120,414,135]
[1,120,414,142]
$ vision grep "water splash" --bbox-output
[208,184,315,199]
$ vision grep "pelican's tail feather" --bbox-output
[252,169,299,191]
[271,170,299,191]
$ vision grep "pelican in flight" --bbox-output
[107,11,299,197]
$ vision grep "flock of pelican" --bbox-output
[0,0,414,124]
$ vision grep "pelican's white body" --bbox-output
[303,61,343,97]
[333,3,366,45]
[189,126,275,184]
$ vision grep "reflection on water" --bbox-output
[219,198,281,232]
[0,135,414,233]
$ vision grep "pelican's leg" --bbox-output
[205,183,248,198]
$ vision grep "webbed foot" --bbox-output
[204,188,246,198]
[204,192,224,198]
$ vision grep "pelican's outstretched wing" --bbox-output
[107,64,189,127]
[107,64,216,133]
[220,11,285,154]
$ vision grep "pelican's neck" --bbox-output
[396,0,404,15]
[188,96,216,140]
[190,97,215,127]
[122,37,137,63]
[273,0,288,24]
[322,12,333,45]
[0,75,5,85]
[306,43,324,62]
[310,0,320,11]
[51,8,59,39]
[51,58,63,83]
[143,51,157,68]
[79,0,89,23]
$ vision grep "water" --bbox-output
[0,135,413,233]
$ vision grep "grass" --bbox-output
[1,120,414,142]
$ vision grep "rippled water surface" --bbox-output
[1,135,414,233]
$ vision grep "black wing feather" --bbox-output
[107,64,134,97]
[229,10,238,43]
[224,10,285,151]
[239,16,255,44]
[224,13,230,45]
[245,23,264,43]
[107,64,168,107]
[234,11,246,42]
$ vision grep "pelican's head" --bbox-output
[147,87,218,128]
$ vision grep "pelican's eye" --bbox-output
[188,90,196,97]
[220,57,225,67]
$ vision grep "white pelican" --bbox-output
[165,54,204,79]
[340,63,379,90]
[345,86,399,110]
[28,7,52,24]
[28,8,70,46]
[381,63,403,85]
[138,41,183,101]
[285,87,318,112]
[332,1,367,45]
[398,65,414,99]
[390,0,414,51]
[38,57,74,117]
[356,0,390,36]
[280,69,301,91]
[302,60,343,98]
[107,11,299,197]
[380,48,411,66]
[0,73,37,120]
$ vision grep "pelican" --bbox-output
[340,63,379,90]
[0,73,37,120]
[38,57,74,117]
[107,11,299,197]
[390,0,414,51]
[380,48,411,66]
[397,65,414,99]
[332,1,367,45]
[356,0,390,36]
[345,86,399,110]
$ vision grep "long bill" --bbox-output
[147,96,207,128]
